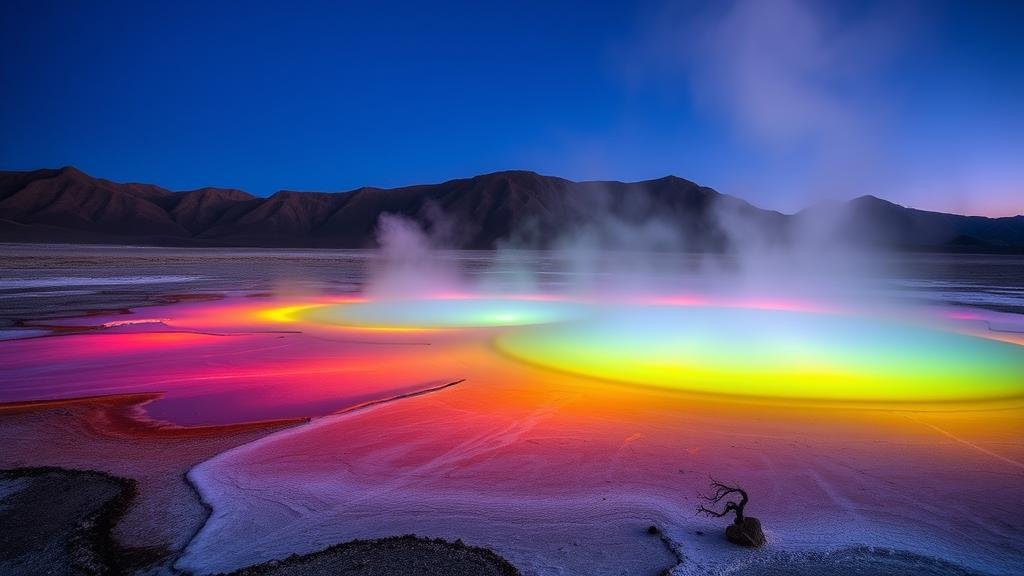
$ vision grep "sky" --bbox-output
[1,0,1021,215]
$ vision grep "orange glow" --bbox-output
[2,293,1021,426]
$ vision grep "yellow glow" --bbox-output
[258,304,321,323]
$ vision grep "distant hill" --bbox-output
[0,166,1021,251]
[797,195,1024,250]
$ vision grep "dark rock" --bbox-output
[225,534,520,575]
[5,166,1021,250]
[0,166,777,250]
[724,517,766,547]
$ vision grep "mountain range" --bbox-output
[1,166,1022,251]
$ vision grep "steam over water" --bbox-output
[1,244,1023,575]
[2,244,1023,320]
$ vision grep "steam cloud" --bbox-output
[364,0,919,305]
[669,0,908,207]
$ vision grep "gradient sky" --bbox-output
[1,0,1021,215]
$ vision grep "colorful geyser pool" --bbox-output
[284,295,1024,403]
[300,297,591,329]
[495,306,1024,403]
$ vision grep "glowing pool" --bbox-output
[282,294,1024,403]
[495,306,1024,403]
[300,296,592,329]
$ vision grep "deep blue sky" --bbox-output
[1,0,1022,215]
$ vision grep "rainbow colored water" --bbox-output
[3,284,1024,575]
[4,293,1021,423]
[497,304,1024,402]
[294,294,1024,403]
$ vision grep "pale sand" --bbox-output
[179,371,1024,576]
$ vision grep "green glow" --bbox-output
[495,306,1024,402]
[303,298,591,329]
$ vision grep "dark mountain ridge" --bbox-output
[0,166,1021,251]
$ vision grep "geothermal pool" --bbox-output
[5,293,1021,422]
[1,247,1023,575]
[304,294,1024,402]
